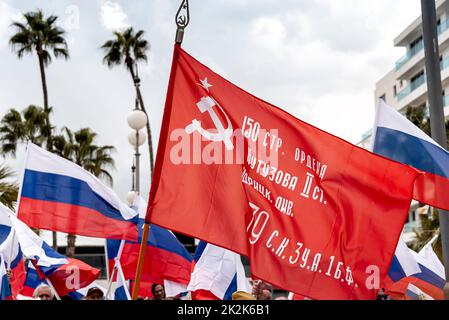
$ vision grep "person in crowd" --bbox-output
[231,291,256,300]
[376,288,390,300]
[252,280,273,300]
[84,286,104,300]
[151,283,166,300]
[260,289,272,300]
[33,284,54,300]
[6,269,12,281]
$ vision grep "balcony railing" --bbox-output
[395,40,424,70]
[397,73,426,101]
[397,56,449,101]
[395,17,449,70]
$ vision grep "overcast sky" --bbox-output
[0,0,423,200]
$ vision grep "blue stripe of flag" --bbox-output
[1,273,11,300]
[223,274,238,300]
[21,170,138,224]
[106,224,193,263]
[35,242,67,275]
[194,241,208,263]
[373,127,449,178]
[406,289,420,300]
[114,285,128,300]
[388,255,408,282]
[0,225,10,244]
[413,263,446,289]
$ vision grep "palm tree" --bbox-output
[101,27,154,175]
[0,105,51,157]
[54,127,116,257]
[9,9,69,150]
[0,165,18,210]
[84,146,116,186]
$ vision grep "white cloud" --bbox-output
[251,16,287,49]
[100,1,129,30]
[0,0,425,199]
[0,2,22,50]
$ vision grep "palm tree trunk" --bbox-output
[37,53,52,148]
[66,234,76,258]
[38,52,57,249]
[128,65,154,176]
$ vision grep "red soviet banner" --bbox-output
[146,44,421,300]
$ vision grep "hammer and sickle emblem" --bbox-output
[185,96,234,150]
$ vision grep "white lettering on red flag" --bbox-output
[147,45,421,300]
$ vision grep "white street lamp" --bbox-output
[127,190,137,206]
[127,109,147,130]
[128,130,146,147]
[128,106,148,195]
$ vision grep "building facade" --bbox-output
[374,0,449,119]
[358,0,449,244]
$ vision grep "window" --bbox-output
[174,233,196,254]
[393,85,397,97]
[411,71,424,83]
[410,35,423,50]
[410,71,425,90]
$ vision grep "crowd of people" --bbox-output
[7,268,396,300]
[18,279,290,301]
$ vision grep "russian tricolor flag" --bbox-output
[19,261,46,298]
[373,99,449,211]
[0,255,12,300]
[106,196,192,296]
[0,203,26,298]
[385,236,445,300]
[188,241,251,300]
[113,267,131,300]
[406,283,434,300]
[387,238,421,282]
[9,213,100,296]
[18,143,138,241]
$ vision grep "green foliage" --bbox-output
[101,27,149,71]
[412,208,442,262]
[0,165,18,210]
[0,105,52,157]
[9,9,69,65]
[53,127,116,186]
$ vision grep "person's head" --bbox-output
[33,284,54,300]
[85,287,104,300]
[260,289,272,300]
[377,288,388,300]
[151,284,166,300]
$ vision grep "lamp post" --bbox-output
[127,100,147,203]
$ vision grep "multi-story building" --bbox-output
[375,0,449,115]
[358,0,449,243]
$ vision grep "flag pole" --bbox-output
[420,0,449,300]
[117,262,132,300]
[104,240,125,299]
[131,0,190,300]
[45,277,61,300]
